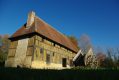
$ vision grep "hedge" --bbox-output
[0,67,119,80]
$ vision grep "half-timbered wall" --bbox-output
[31,35,75,69]
[5,34,76,69]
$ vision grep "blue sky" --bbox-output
[0,0,119,48]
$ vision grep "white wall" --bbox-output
[14,38,29,67]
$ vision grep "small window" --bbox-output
[53,43,55,46]
[46,54,50,64]
[40,48,44,54]
[41,38,44,42]
[53,52,55,56]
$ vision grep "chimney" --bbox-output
[26,11,35,28]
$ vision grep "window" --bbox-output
[40,48,44,54]
[41,38,44,42]
[40,48,44,60]
[53,52,55,56]
[46,54,50,64]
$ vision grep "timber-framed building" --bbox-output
[5,11,78,69]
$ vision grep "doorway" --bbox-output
[62,58,67,67]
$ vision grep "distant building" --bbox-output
[73,48,98,68]
[73,50,85,66]
[5,11,78,69]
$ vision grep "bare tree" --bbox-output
[1,34,10,53]
[0,34,10,66]
[96,52,106,67]
[78,34,92,54]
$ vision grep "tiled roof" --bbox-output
[10,16,78,52]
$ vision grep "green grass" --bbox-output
[0,67,119,80]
